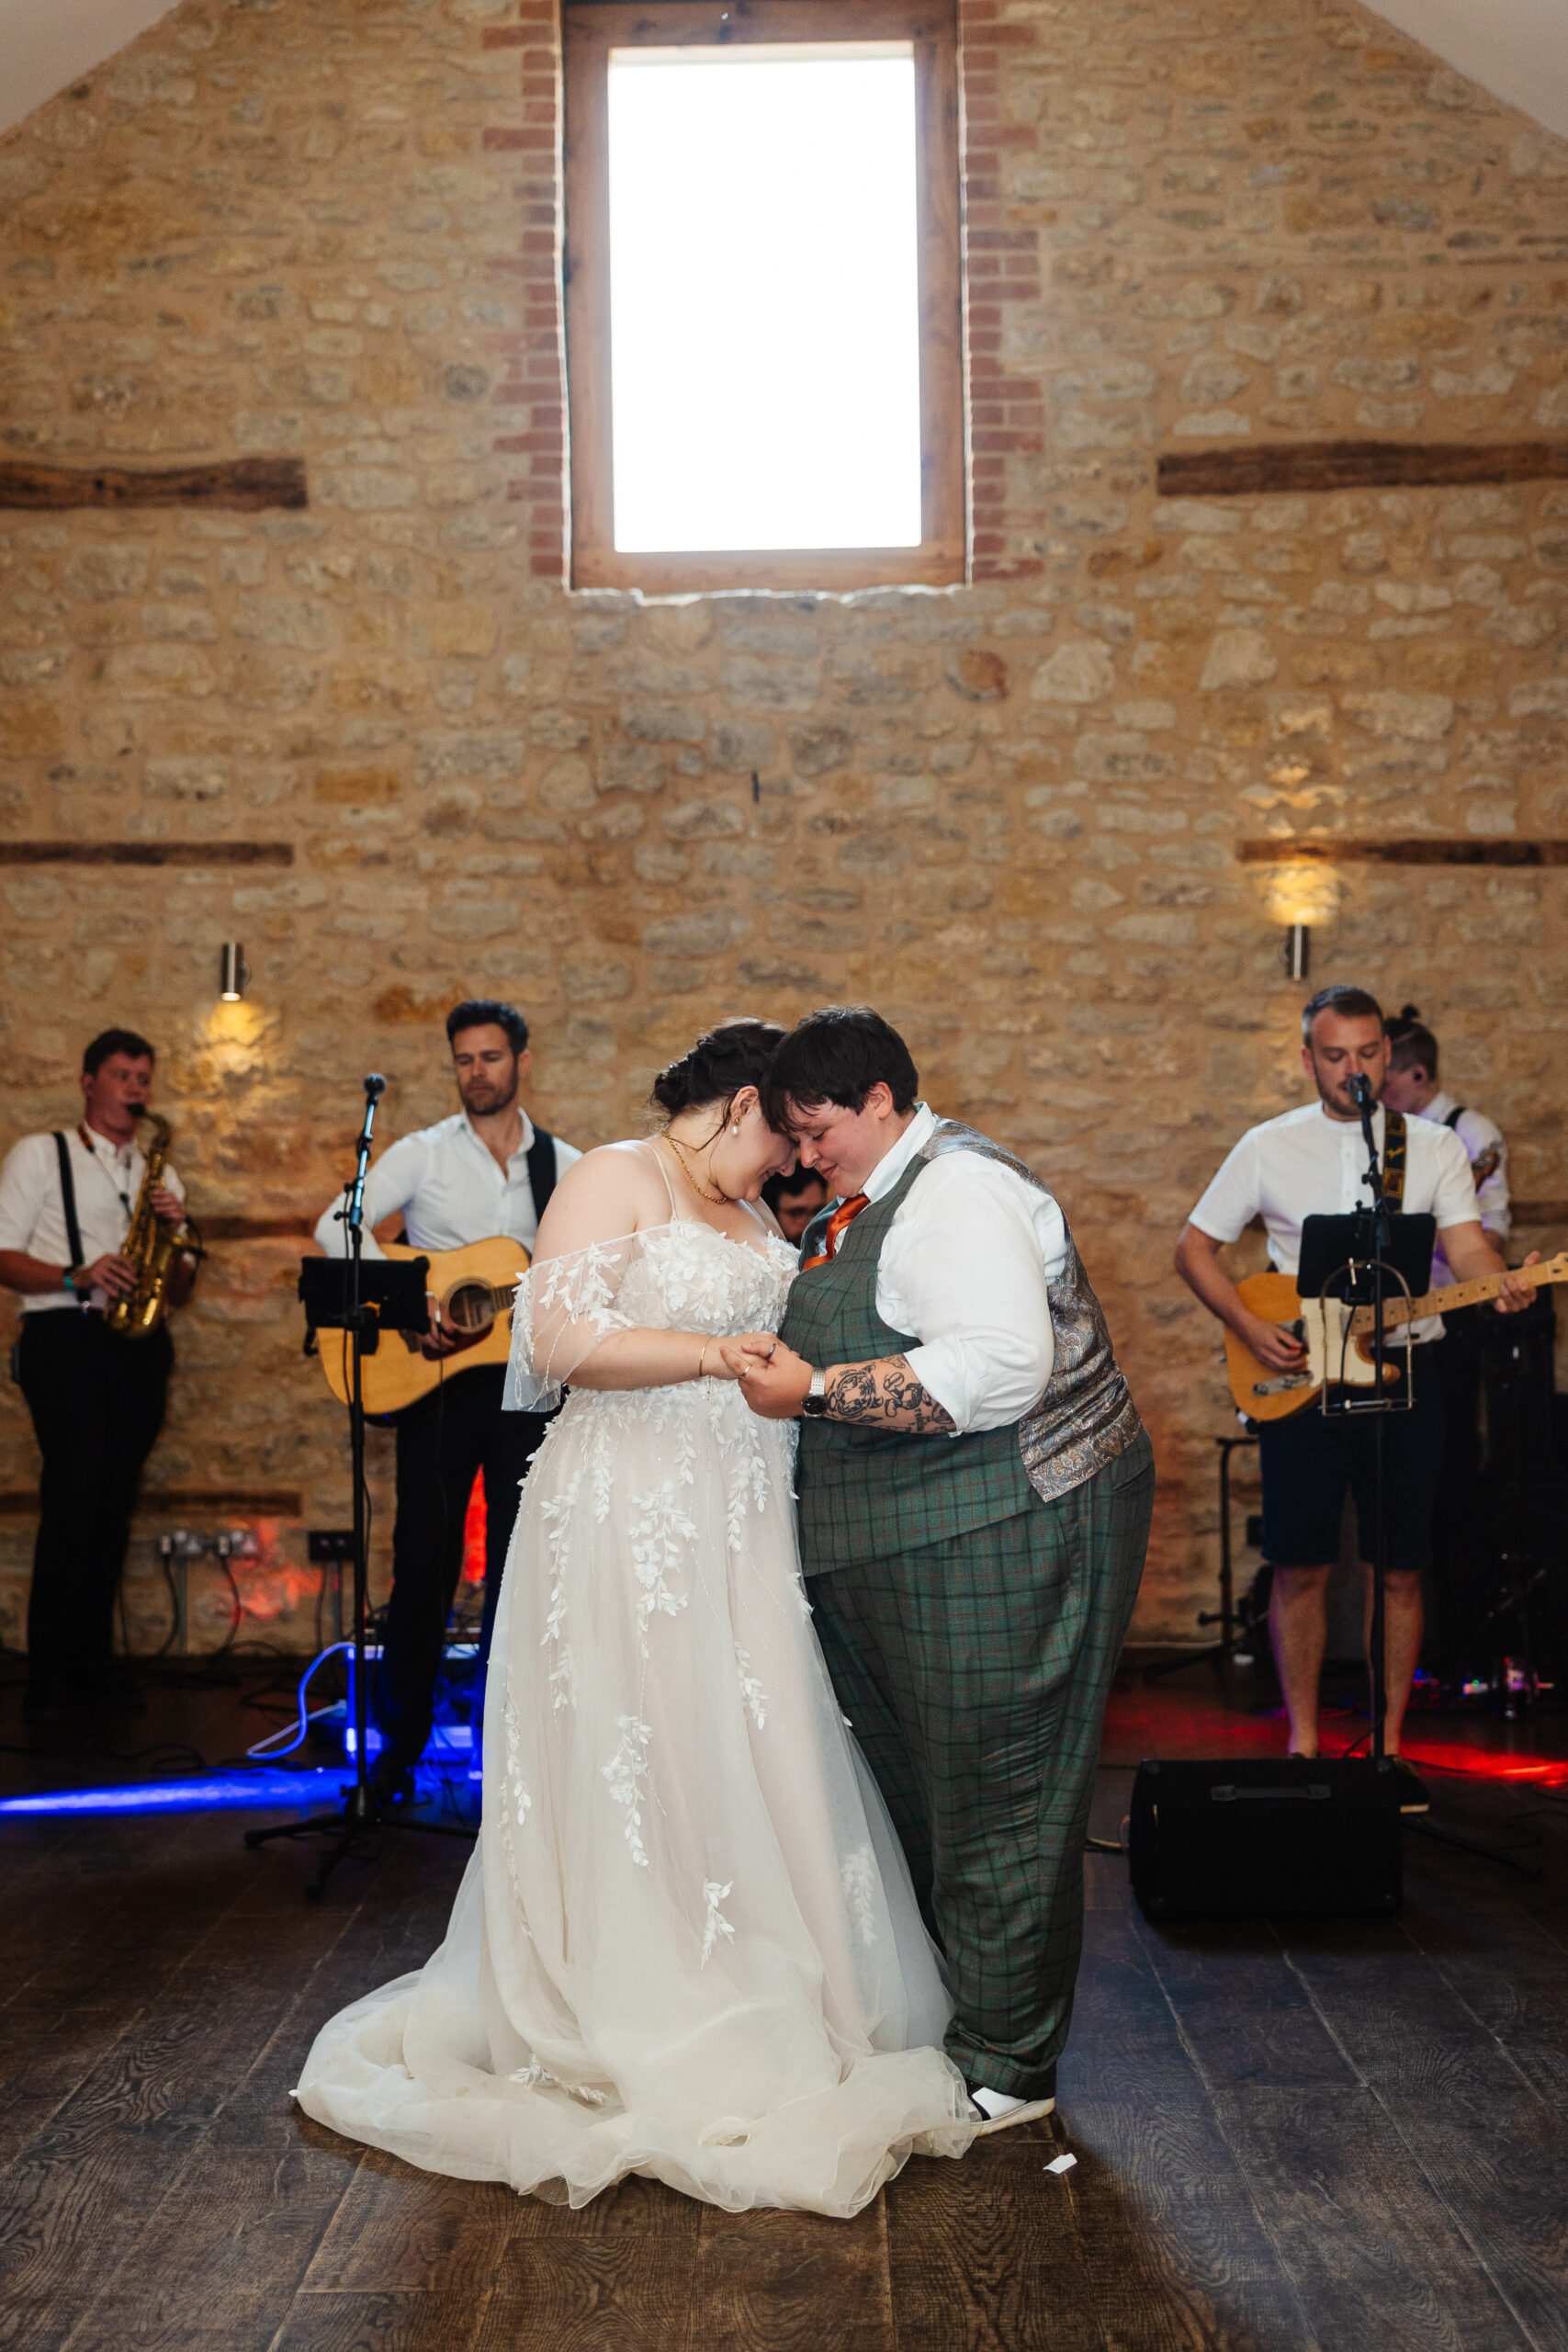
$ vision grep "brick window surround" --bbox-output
[485,0,1022,587]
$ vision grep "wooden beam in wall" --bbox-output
[1513,1203,1568,1225]
[1237,838,1568,868]
[0,1487,306,1520]
[1158,441,1568,498]
[0,458,307,512]
[201,1215,315,1240]
[0,842,294,866]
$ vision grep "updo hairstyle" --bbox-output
[650,1020,786,1125]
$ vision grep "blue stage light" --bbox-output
[0,1767,351,1818]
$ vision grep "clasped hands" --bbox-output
[716,1334,818,1420]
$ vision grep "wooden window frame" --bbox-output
[562,0,964,594]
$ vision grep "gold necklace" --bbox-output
[665,1132,732,1205]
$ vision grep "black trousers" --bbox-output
[16,1309,172,1681]
[377,1364,552,1770]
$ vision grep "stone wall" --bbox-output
[2,0,1566,1653]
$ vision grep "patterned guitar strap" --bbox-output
[1382,1107,1407,1209]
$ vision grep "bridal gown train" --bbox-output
[294,1203,974,2214]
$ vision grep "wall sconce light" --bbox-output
[219,943,250,1001]
[1262,860,1340,986]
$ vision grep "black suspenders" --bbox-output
[52,1134,85,1272]
[525,1126,558,1227]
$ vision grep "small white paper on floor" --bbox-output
[1045,2153,1077,2174]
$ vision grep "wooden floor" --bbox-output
[3,1676,1568,2350]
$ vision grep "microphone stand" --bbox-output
[1349,1075,1392,1767]
[1338,1080,1540,1882]
[246,1076,475,1900]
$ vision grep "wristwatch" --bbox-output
[801,1367,829,1418]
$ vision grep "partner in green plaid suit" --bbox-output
[728,1007,1154,2132]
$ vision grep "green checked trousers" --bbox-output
[808,1426,1155,2100]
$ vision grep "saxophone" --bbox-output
[105,1112,190,1340]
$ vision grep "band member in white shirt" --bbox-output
[0,1030,191,1722]
[1175,985,1536,1780]
[313,999,581,1801]
[1382,1004,1509,1276]
[1382,1004,1511,1677]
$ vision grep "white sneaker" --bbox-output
[968,2084,1056,2135]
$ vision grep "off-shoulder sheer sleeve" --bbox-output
[503,1232,644,1410]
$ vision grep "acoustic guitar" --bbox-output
[1224,1250,1568,1423]
[317,1236,531,1420]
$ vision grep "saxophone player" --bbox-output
[0,1030,195,1723]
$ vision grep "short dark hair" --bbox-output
[83,1027,155,1077]
[761,1166,828,1215]
[446,999,528,1056]
[1384,1002,1439,1080]
[761,1006,919,1127]
[1301,984,1382,1046]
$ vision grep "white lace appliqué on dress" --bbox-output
[294,1202,972,2217]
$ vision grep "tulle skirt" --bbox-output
[294,1378,975,2213]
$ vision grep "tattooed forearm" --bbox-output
[825,1354,957,1434]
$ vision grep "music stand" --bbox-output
[245,1079,475,1897]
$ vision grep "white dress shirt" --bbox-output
[313,1109,581,1261]
[1188,1101,1481,1343]
[0,1125,186,1315]
[846,1102,1066,1434]
[1418,1088,1508,1289]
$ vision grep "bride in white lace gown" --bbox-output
[295,1022,973,2214]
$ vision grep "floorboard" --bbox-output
[1066,2100,1318,2352]
[57,1838,464,2352]
[271,2289,491,2352]
[686,2201,895,2352]
[3,1670,1567,2352]
[885,2139,1100,2352]
[1209,2085,1535,2352]
[477,2236,695,2351]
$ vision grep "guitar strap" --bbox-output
[1382,1108,1407,1210]
[525,1126,557,1227]
[52,1134,85,1272]
[1443,1105,1467,1129]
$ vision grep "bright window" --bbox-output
[607,47,920,554]
[565,1,962,594]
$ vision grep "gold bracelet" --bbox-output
[697,1340,711,1380]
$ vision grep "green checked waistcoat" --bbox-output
[781,1119,1141,1573]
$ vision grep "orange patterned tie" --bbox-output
[801,1192,870,1272]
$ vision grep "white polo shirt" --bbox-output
[1189,1101,1480,1343]
[313,1110,580,1261]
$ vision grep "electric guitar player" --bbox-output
[1174,984,1538,1776]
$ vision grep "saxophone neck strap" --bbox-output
[51,1133,85,1272]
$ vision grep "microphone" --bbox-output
[364,1073,387,1100]
[1347,1073,1373,1107]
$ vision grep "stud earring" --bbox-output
[730,1123,739,1134]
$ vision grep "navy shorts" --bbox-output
[1257,1359,1445,1574]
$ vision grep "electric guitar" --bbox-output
[316,1236,531,1420]
[1224,1250,1568,1423]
